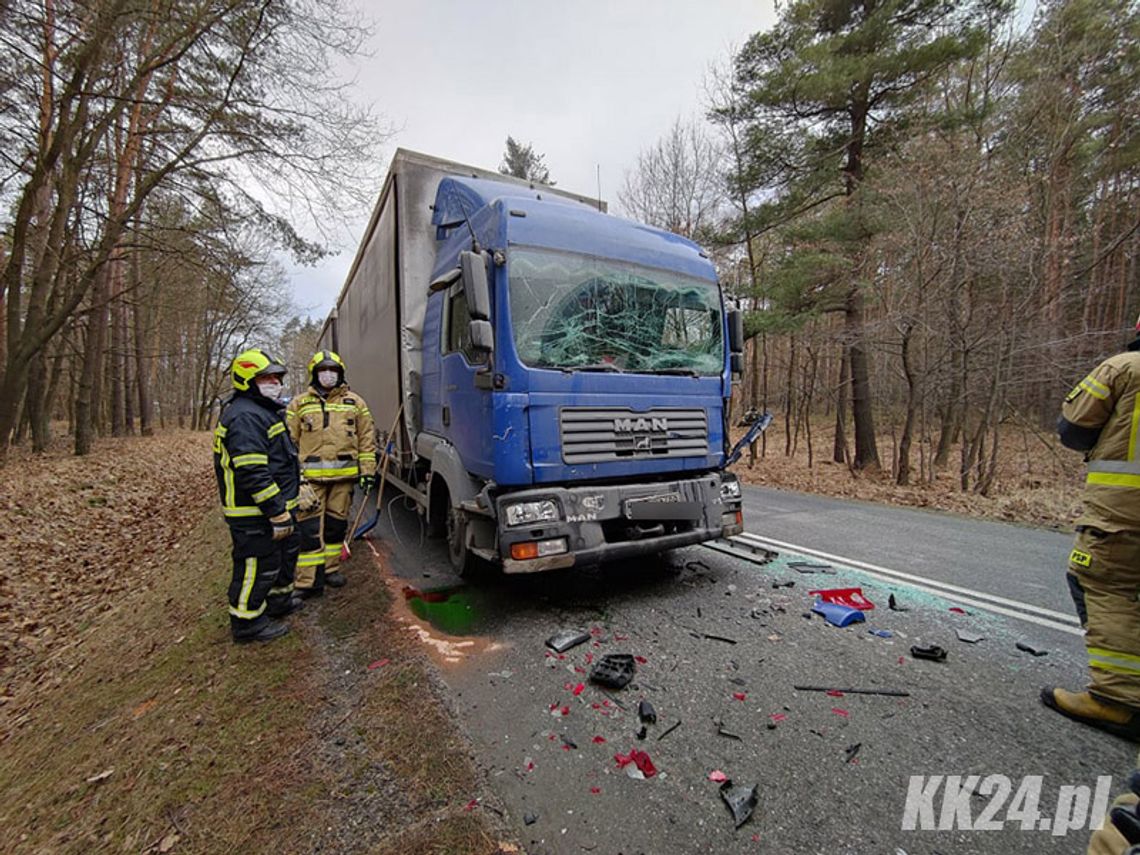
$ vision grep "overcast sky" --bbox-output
[287,0,777,320]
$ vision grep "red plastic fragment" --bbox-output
[614,633,629,641]
[634,655,648,664]
[613,749,658,777]
[572,683,585,696]
[825,689,844,697]
[809,587,875,610]
[770,713,786,723]
[367,658,390,670]
[585,653,594,665]
[733,692,747,702]
[949,606,967,614]
[831,708,850,718]
[560,706,570,717]
[708,770,728,782]
[464,799,478,811]
[549,702,559,711]
[574,666,586,674]
[590,786,601,794]
[592,735,606,744]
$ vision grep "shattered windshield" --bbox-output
[507,248,723,376]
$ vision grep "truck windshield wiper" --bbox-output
[563,363,625,373]
[647,368,699,377]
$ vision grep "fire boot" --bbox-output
[1041,687,1140,742]
[325,571,347,588]
[233,619,290,645]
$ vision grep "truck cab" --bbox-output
[416,176,743,573]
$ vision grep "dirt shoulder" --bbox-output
[0,434,514,854]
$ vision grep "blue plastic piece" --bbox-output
[811,599,867,627]
[868,629,893,638]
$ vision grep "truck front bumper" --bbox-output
[496,472,742,574]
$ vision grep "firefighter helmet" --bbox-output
[308,350,346,385]
[231,348,287,392]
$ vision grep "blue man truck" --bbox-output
[320,149,747,575]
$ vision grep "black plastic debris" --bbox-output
[910,644,948,662]
[638,699,657,724]
[956,629,984,644]
[720,780,759,828]
[561,735,577,750]
[657,720,681,741]
[546,629,591,653]
[636,725,647,740]
[717,724,743,740]
[888,593,907,611]
[590,653,636,688]
[845,743,862,764]
[772,580,795,589]
[1016,641,1049,657]
[524,813,538,826]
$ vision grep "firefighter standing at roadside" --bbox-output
[286,351,376,596]
[213,349,303,643]
[1043,315,1140,741]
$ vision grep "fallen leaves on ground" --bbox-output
[729,424,1085,529]
[0,430,214,733]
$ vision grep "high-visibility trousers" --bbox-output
[295,480,354,590]
[227,520,299,639]
[1067,526,1140,709]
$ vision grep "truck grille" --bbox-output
[559,408,709,464]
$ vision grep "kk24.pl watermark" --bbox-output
[902,775,1113,836]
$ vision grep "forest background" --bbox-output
[1,0,1137,527]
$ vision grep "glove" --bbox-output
[358,474,376,494]
[297,481,320,513]
[269,511,294,541]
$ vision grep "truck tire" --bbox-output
[446,503,479,577]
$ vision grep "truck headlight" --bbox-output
[504,499,560,527]
[720,478,742,500]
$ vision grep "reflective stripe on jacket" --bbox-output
[285,384,376,482]
[1062,348,1140,531]
[214,393,301,523]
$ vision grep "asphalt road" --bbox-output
[740,487,1076,615]
[362,484,1133,854]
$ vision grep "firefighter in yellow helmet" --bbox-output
[213,349,303,643]
[285,351,376,596]
[1042,315,1140,740]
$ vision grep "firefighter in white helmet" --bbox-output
[285,351,376,596]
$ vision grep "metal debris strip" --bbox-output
[787,561,836,575]
[1016,641,1048,657]
[794,685,910,698]
[657,720,681,741]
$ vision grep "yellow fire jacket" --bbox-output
[1063,349,1140,531]
[285,384,376,482]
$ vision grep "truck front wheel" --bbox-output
[446,503,475,576]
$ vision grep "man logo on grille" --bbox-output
[614,417,668,433]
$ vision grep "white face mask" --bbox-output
[256,379,284,400]
[317,369,339,389]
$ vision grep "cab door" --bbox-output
[440,281,493,477]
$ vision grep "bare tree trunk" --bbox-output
[846,286,880,471]
[75,270,110,456]
[897,326,918,486]
[833,347,849,464]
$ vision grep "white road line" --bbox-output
[715,532,1083,637]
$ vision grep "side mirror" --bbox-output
[730,353,744,377]
[728,309,744,355]
[460,250,491,320]
[469,319,494,353]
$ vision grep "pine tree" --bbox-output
[733,0,1009,470]
[498,136,555,185]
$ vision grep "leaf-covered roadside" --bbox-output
[0,431,215,730]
